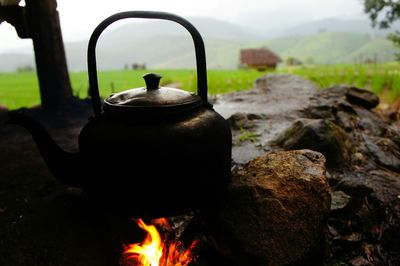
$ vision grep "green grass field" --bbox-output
[1,63,399,110]
[279,62,400,98]
[0,69,264,110]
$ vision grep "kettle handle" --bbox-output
[87,11,209,117]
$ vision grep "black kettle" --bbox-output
[8,11,232,218]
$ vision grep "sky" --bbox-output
[0,0,367,53]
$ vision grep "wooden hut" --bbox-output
[240,48,282,70]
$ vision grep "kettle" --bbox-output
[8,11,232,218]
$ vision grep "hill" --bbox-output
[0,17,398,72]
[273,18,400,37]
[260,32,395,64]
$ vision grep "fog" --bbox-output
[0,0,366,52]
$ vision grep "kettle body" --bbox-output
[8,11,232,218]
[79,107,231,217]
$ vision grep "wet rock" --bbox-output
[335,110,358,132]
[318,85,349,99]
[205,150,331,266]
[334,179,373,198]
[214,73,317,118]
[213,73,319,165]
[306,85,379,111]
[346,87,379,110]
[365,170,400,203]
[273,119,353,168]
[382,225,400,253]
[349,256,371,266]
[355,106,388,137]
[227,113,264,131]
[304,85,348,120]
[363,134,400,172]
[304,85,387,140]
[330,191,351,211]
[254,73,318,96]
[330,177,374,218]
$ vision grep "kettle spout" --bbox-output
[6,112,84,187]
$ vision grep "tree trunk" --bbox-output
[25,0,73,110]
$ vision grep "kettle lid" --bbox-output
[103,73,202,117]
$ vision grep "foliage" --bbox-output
[237,128,260,143]
[16,65,34,73]
[286,57,303,66]
[364,0,400,60]
[276,62,400,100]
[364,0,400,29]
[388,31,400,60]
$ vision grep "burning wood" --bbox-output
[123,218,199,266]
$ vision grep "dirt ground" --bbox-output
[0,102,131,266]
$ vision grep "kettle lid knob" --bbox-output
[143,73,162,90]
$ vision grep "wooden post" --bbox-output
[25,0,73,110]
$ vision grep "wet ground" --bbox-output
[213,73,318,164]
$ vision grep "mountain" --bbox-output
[102,17,261,41]
[0,17,398,72]
[260,32,396,64]
[273,18,400,38]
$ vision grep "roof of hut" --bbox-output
[240,48,282,66]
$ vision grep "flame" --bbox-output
[124,219,163,266]
[124,218,198,266]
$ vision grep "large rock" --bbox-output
[345,87,379,109]
[205,150,331,266]
[273,119,353,168]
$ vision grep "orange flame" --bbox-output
[124,218,198,266]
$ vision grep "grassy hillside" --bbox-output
[341,38,397,63]
[0,16,398,71]
[82,31,398,69]
[262,32,395,64]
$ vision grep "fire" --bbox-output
[124,219,163,266]
[124,218,198,266]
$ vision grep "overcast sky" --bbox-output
[0,0,366,52]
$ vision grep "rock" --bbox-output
[349,256,371,266]
[303,85,348,120]
[273,119,353,168]
[303,85,385,138]
[363,134,400,172]
[365,170,400,203]
[330,191,352,211]
[306,85,379,111]
[227,112,264,131]
[354,106,388,137]
[330,179,374,218]
[346,87,379,109]
[205,150,331,266]
[334,179,373,198]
